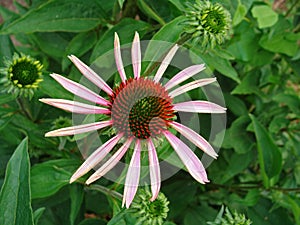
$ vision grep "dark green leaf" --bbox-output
[31,159,80,199]
[273,93,300,114]
[250,114,282,182]
[62,31,97,70]
[90,18,151,62]
[78,218,107,225]
[1,0,106,33]
[0,138,34,225]
[69,184,84,225]
[137,0,166,25]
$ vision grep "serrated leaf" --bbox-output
[31,159,80,199]
[251,5,278,29]
[0,138,34,225]
[250,114,282,184]
[0,0,106,34]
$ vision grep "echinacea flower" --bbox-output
[0,53,43,98]
[184,0,232,48]
[40,32,226,208]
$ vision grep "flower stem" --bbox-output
[86,184,123,200]
[16,97,33,120]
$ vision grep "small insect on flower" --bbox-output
[0,53,43,98]
[40,32,226,208]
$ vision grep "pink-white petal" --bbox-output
[114,33,127,83]
[45,120,112,137]
[169,78,216,98]
[164,64,206,90]
[173,101,226,114]
[148,138,161,201]
[70,134,123,183]
[39,99,110,115]
[169,121,218,159]
[50,73,110,106]
[68,55,113,96]
[153,44,179,83]
[86,138,133,185]
[131,32,141,79]
[123,139,141,208]
[163,130,209,184]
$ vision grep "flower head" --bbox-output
[40,32,226,207]
[131,188,169,225]
[0,53,43,98]
[184,0,232,48]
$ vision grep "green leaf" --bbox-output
[39,73,74,99]
[0,138,34,225]
[78,219,107,225]
[107,208,137,225]
[90,18,151,62]
[0,0,106,34]
[33,207,46,225]
[273,93,300,114]
[137,0,166,25]
[0,35,14,66]
[232,2,247,26]
[69,184,84,225]
[251,5,278,29]
[62,31,97,70]
[250,114,282,184]
[31,159,80,199]
[199,51,240,83]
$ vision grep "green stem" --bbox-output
[285,0,300,17]
[16,97,33,120]
[86,184,123,200]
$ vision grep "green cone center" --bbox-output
[10,60,39,86]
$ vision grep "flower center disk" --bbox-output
[110,78,175,139]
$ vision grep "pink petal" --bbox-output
[153,44,179,83]
[50,73,110,107]
[86,137,133,185]
[114,33,127,83]
[147,138,161,201]
[173,101,226,113]
[169,78,217,98]
[45,120,112,137]
[123,139,141,208]
[163,130,209,184]
[70,134,123,183]
[68,55,113,96]
[39,99,110,115]
[131,32,141,79]
[164,64,206,90]
[169,121,218,159]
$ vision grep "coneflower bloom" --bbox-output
[40,32,226,208]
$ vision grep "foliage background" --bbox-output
[0,0,299,224]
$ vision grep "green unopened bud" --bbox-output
[131,188,169,225]
[184,1,232,48]
[207,206,252,225]
[0,53,43,98]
